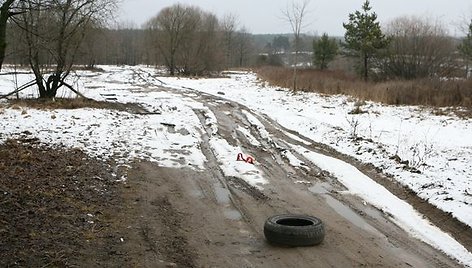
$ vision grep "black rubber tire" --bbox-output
[264,214,325,247]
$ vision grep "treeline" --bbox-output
[3,1,472,81]
[256,1,472,108]
[5,4,255,76]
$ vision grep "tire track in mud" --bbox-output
[179,82,472,254]
[129,67,468,267]
[258,113,472,253]
[193,108,268,218]
[189,95,464,267]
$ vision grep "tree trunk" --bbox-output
[169,51,175,75]
[0,0,15,70]
[363,53,368,81]
[292,50,298,91]
[466,61,470,79]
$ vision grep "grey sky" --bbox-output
[118,0,472,36]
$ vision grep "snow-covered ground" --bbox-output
[0,65,471,266]
[159,71,472,229]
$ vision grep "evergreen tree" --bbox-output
[313,33,338,70]
[343,0,389,81]
[458,19,472,78]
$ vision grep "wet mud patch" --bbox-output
[151,196,196,268]
[227,176,269,201]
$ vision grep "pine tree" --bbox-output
[313,33,338,70]
[343,0,389,81]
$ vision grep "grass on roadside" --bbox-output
[254,66,472,109]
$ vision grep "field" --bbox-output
[0,66,471,267]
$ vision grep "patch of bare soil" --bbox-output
[0,138,123,267]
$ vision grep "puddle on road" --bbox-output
[214,184,231,204]
[309,183,380,234]
[309,182,331,194]
[324,195,379,233]
[188,179,204,199]
[224,209,242,220]
[214,183,242,221]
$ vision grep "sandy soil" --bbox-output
[1,83,470,267]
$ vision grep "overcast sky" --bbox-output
[118,0,472,36]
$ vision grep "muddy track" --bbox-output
[256,108,472,253]
[175,77,472,253]
[116,68,468,267]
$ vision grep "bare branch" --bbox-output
[60,81,90,99]
[0,79,36,99]
[281,0,311,91]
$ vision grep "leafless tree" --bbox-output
[146,4,225,76]
[178,10,223,75]
[111,23,143,66]
[14,0,116,99]
[458,15,472,78]
[383,16,457,79]
[234,27,253,67]
[0,0,22,70]
[146,4,196,75]
[282,0,310,90]
[221,13,238,68]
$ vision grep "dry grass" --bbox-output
[6,98,146,113]
[255,66,472,109]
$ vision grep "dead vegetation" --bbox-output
[0,137,123,267]
[4,98,146,113]
[255,66,472,109]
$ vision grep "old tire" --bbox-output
[264,214,325,247]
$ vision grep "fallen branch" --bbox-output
[0,80,36,100]
[0,71,32,76]
[60,81,91,100]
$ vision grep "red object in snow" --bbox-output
[245,156,254,164]
[236,153,255,164]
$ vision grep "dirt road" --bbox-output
[2,69,470,267]
[113,79,468,267]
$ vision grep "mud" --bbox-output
[2,67,470,267]
[116,79,464,267]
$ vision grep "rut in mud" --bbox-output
[114,68,469,267]
[2,67,471,267]
[177,76,472,254]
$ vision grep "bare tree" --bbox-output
[221,13,238,68]
[0,0,21,70]
[146,4,225,76]
[458,19,472,78]
[15,0,116,99]
[146,4,196,75]
[178,10,223,75]
[282,0,310,90]
[234,27,253,67]
[383,16,456,79]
